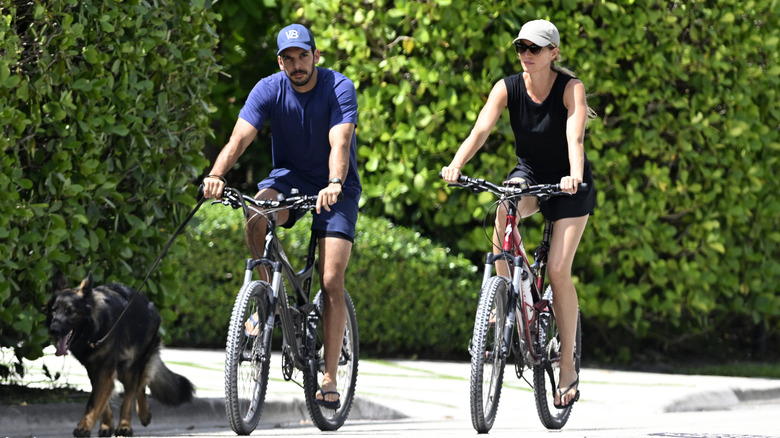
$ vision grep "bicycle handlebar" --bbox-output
[440,173,588,198]
[210,186,320,212]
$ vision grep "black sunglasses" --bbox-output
[515,42,554,55]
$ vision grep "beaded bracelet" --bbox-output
[206,174,226,184]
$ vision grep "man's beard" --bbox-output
[287,65,315,87]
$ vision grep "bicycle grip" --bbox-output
[197,183,204,199]
[552,182,588,193]
[438,171,469,184]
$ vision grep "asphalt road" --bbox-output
[3,348,780,438]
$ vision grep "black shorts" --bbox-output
[507,163,596,221]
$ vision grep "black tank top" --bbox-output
[505,72,588,183]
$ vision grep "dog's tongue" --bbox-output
[55,333,71,356]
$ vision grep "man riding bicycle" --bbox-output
[202,23,361,410]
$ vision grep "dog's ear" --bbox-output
[52,271,69,292]
[45,294,56,325]
[45,291,56,325]
[77,272,94,296]
[46,272,67,325]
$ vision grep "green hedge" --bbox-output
[5,0,779,371]
[0,0,219,376]
[259,0,778,362]
[167,202,480,359]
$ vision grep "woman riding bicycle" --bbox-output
[441,19,595,409]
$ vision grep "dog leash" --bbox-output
[89,186,207,348]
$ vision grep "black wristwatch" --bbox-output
[328,177,343,186]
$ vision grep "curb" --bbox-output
[734,386,780,403]
[0,397,405,437]
[664,386,780,413]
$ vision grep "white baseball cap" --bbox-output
[512,20,560,48]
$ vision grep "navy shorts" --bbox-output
[257,169,360,242]
[507,164,595,221]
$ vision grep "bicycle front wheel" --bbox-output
[533,287,582,430]
[469,276,510,433]
[302,289,359,431]
[224,280,273,435]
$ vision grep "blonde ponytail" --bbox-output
[551,60,598,121]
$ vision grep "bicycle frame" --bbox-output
[481,196,553,367]
[220,185,360,433]
[452,174,587,432]
[241,207,320,372]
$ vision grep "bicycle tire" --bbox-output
[532,287,582,430]
[302,289,359,431]
[469,276,510,433]
[224,280,273,435]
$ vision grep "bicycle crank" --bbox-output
[513,336,525,379]
[281,345,295,381]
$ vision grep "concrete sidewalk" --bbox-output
[3,347,780,437]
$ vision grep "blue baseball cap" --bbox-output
[277,24,316,55]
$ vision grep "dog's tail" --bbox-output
[147,353,196,406]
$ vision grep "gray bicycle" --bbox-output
[214,187,359,434]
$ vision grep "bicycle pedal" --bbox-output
[534,299,550,312]
[299,303,319,316]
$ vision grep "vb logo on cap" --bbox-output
[277,24,316,55]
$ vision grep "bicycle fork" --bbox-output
[480,253,525,360]
[502,256,526,358]
[241,259,280,365]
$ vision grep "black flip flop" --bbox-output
[315,388,341,409]
[244,314,258,338]
[554,378,580,409]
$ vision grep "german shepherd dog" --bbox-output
[47,272,195,437]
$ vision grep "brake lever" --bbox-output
[211,198,239,209]
[211,188,243,209]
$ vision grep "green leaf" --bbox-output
[83,46,100,64]
[71,78,92,91]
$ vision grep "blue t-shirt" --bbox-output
[238,67,361,196]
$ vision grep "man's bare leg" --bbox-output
[315,236,351,405]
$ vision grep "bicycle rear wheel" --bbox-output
[469,276,510,433]
[302,289,359,431]
[224,280,273,435]
[533,287,582,430]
